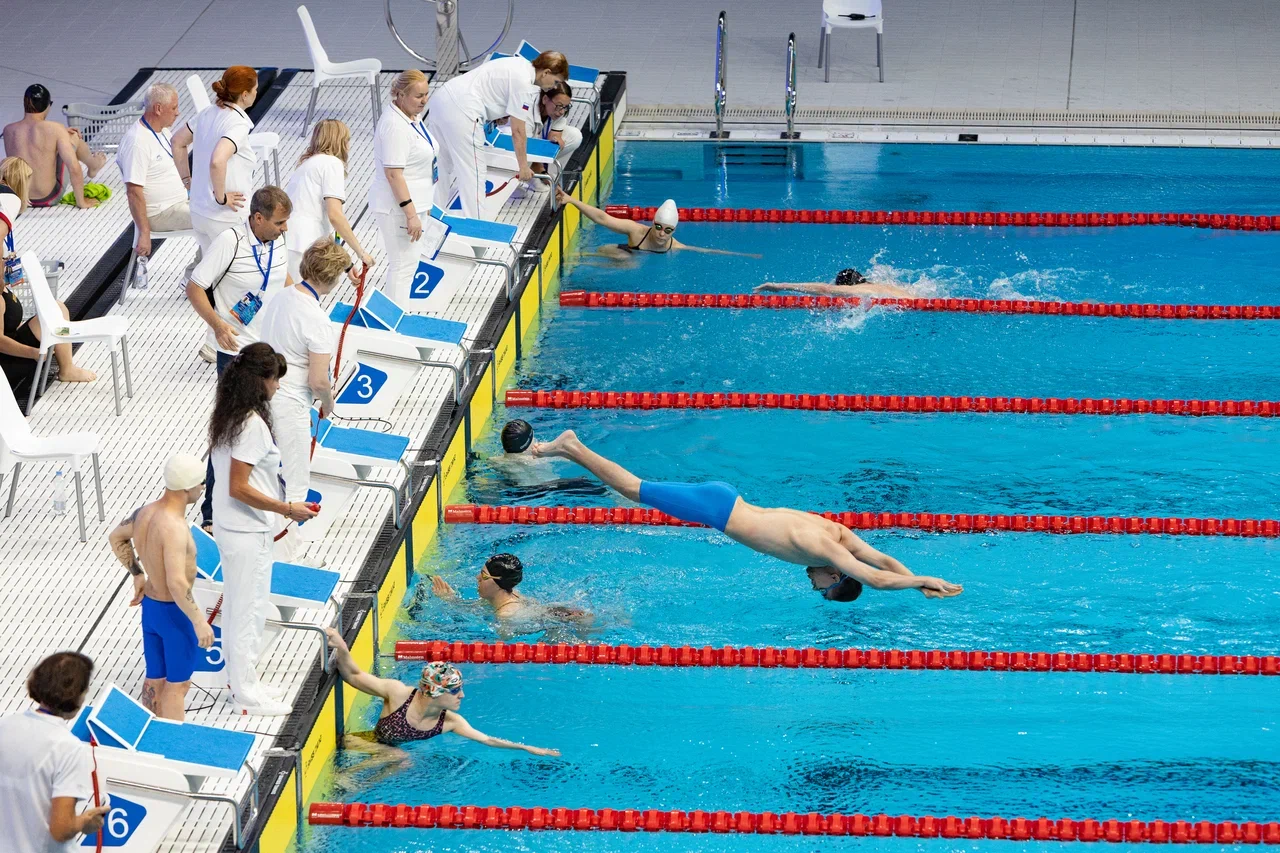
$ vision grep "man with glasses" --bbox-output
[555,190,759,261]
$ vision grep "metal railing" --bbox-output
[712,11,729,139]
[783,33,799,139]
[385,0,514,73]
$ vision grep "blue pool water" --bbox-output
[304,143,1280,853]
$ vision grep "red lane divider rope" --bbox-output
[506,389,1280,418]
[311,802,1280,842]
[561,290,1280,321]
[444,503,1280,538]
[394,639,1280,676]
[605,204,1280,231]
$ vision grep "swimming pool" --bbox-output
[303,142,1280,852]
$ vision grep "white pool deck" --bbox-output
[0,62,592,851]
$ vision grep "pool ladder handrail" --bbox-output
[712,11,729,139]
[783,32,800,139]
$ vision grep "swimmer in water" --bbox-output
[484,419,607,498]
[534,431,963,602]
[555,189,761,261]
[431,553,594,628]
[323,626,559,783]
[754,268,916,299]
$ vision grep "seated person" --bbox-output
[431,553,593,627]
[1,84,107,209]
[534,430,963,601]
[554,190,760,260]
[754,268,915,299]
[530,81,581,175]
[118,83,197,270]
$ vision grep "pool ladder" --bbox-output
[712,11,729,139]
[783,32,800,139]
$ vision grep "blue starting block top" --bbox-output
[310,409,411,464]
[512,41,600,85]
[190,525,340,603]
[328,290,467,346]
[430,206,517,246]
[485,127,560,161]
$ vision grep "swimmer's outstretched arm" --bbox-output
[676,243,763,259]
[555,188,647,242]
[444,712,561,757]
[755,282,852,296]
[816,537,963,598]
[324,627,404,701]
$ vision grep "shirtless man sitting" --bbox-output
[107,455,214,720]
[431,553,593,628]
[534,431,963,602]
[2,84,107,209]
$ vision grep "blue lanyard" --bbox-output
[299,281,319,301]
[403,113,433,148]
[251,239,275,293]
[140,117,172,158]
[3,230,12,254]
[541,120,551,140]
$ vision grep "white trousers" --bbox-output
[190,212,242,254]
[212,525,275,706]
[376,211,420,304]
[271,394,313,502]
[556,126,584,169]
[428,92,487,220]
[286,249,304,283]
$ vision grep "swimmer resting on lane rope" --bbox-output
[533,431,963,601]
[555,189,762,261]
[755,268,916,299]
[322,627,559,781]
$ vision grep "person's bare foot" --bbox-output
[531,429,579,459]
[58,366,96,382]
[86,151,108,178]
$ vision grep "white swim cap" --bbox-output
[654,199,679,228]
[164,454,205,491]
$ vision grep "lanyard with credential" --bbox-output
[300,281,319,301]
[252,239,275,294]
[140,117,172,158]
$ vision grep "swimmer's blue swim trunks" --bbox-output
[638,481,740,531]
[141,595,201,682]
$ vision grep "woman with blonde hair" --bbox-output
[172,66,260,252]
[0,156,96,391]
[285,119,372,281]
[369,69,436,303]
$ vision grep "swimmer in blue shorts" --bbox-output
[107,454,214,720]
[534,431,963,601]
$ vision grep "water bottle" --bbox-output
[132,255,149,290]
[52,469,67,516]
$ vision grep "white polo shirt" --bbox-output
[439,56,537,123]
[188,103,256,225]
[285,153,345,253]
[212,412,282,532]
[258,284,335,406]
[189,225,289,355]
[370,105,437,215]
[117,119,188,217]
[0,709,95,853]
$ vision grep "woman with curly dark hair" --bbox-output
[209,342,316,716]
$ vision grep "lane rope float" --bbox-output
[310,802,1280,842]
[394,639,1280,676]
[604,204,1280,231]
[444,503,1280,538]
[505,389,1280,418]
[561,290,1280,321]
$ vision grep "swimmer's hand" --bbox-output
[554,186,570,207]
[195,619,215,649]
[323,626,350,653]
[524,745,561,757]
[129,573,146,606]
[431,575,458,600]
[919,577,963,598]
[753,283,782,293]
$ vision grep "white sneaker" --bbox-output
[260,685,288,701]
[233,698,292,717]
[198,343,216,363]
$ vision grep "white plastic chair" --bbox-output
[818,0,884,83]
[185,75,282,187]
[0,372,104,542]
[23,251,133,416]
[119,226,199,305]
[296,5,382,136]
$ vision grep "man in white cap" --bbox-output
[107,454,214,721]
[555,189,759,260]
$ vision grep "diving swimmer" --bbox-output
[555,189,761,260]
[754,268,915,299]
[533,431,963,601]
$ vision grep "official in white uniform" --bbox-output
[117,83,194,266]
[285,119,372,281]
[258,240,349,553]
[209,342,317,715]
[428,51,569,219]
[533,81,582,172]
[171,66,259,253]
[370,69,436,303]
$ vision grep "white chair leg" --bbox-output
[109,350,122,416]
[877,32,884,82]
[817,27,826,68]
[303,86,319,137]
[92,452,104,521]
[4,462,18,516]
[370,81,381,126]
[272,149,281,186]
[39,350,54,395]
[73,468,86,542]
[825,33,832,82]
[27,354,45,411]
[121,337,134,398]
[120,250,138,305]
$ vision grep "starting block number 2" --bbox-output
[410,261,445,300]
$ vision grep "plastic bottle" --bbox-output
[52,469,67,516]
[132,255,149,290]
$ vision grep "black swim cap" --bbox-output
[835,268,867,286]
[501,419,534,453]
[822,576,864,602]
[24,84,52,114]
[484,553,524,591]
